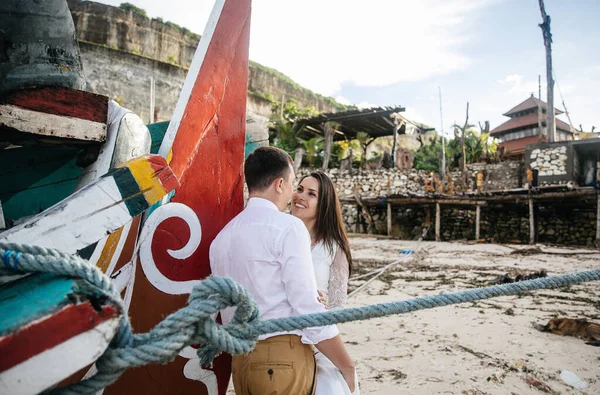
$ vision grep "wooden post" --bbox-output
[529,198,535,245]
[596,194,600,248]
[387,202,392,236]
[435,203,441,241]
[392,123,400,166]
[475,204,481,240]
[538,0,556,142]
[322,122,334,170]
[356,205,361,233]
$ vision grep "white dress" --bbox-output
[311,241,360,395]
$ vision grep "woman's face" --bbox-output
[291,176,319,222]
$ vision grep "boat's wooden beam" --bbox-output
[0,87,108,143]
[0,273,122,395]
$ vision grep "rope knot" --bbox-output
[187,277,260,365]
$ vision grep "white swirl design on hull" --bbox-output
[139,202,203,295]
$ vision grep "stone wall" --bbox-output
[298,161,523,200]
[298,162,595,246]
[529,146,568,177]
[537,205,596,246]
[465,161,522,190]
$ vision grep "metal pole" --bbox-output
[439,87,446,188]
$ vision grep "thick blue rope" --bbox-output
[1,242,599,395]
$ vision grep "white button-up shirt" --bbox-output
[210,197,339,344]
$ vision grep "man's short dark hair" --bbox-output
[245,147,293,192]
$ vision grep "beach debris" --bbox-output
[494,270,548,284]
[486,370,506,383]
[532,317,600,346]
[525,376,554,393]
[559,370,587,390]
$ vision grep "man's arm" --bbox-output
[278,220,337,342]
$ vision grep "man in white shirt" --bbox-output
[210,147,355,394]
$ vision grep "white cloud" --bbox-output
[356,101,379,109]
[249,0,499,95]
[97,0,500,96]
[334,96,352,106]
[499,74,543,97]
[403,106,428,124]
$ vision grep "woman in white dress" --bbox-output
[291,171,360,395]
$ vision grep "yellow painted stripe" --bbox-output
[96,226,124,273]
[121,157,167,206]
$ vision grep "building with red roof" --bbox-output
[491,95,574,160]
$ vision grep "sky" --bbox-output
[98,0,600,135]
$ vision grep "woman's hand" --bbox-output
[317,290,328,309]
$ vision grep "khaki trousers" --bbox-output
[231,335,316,395]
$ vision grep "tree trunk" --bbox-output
[392,123,400,166]
[538,0,556,142]
[461,102,469,171]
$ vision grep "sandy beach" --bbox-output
[342,236,599,394]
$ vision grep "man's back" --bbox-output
[210,197,334,342]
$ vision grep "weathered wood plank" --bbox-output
[0,145,82,225]
[0,104,106,142]
[1,87,108,124]
[0,154,178,255]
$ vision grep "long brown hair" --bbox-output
[300,171,353,274]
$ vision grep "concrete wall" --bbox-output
[69,0,197,68]
[80,42,185,123]
[69,0,341,125]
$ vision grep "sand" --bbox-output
[226,237,599,394]
[342,236,600,395]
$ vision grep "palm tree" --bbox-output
[302,136,324,167]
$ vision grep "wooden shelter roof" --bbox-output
[297,106,429,140]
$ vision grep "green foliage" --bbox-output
[413,135,444,172]
[119,3,147,17]
[271,99,318,123]
[152,17,164,23]
[302,137,324,167]
[249,61,353,113]
[270,120,305,154]
[412,131,499,172]
[166,54,180,66]
[248,88,276,104]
